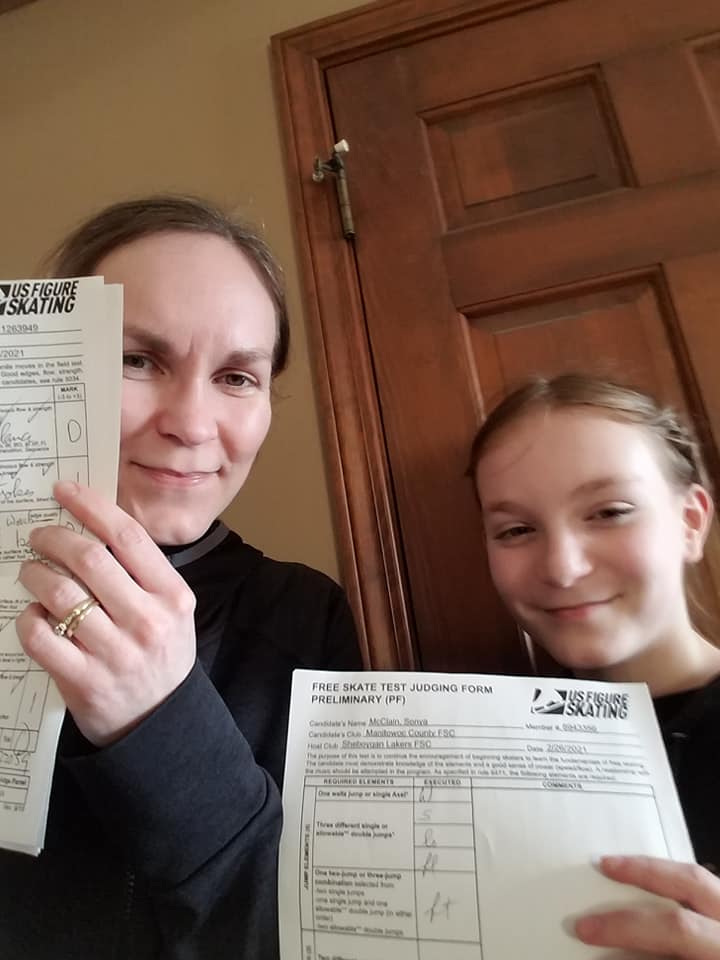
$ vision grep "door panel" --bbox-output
[468,273,689,409]
[424,70,633,228]
[325,0,720,672]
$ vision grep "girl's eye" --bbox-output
[494,524,534,542]
[590,504,634,522]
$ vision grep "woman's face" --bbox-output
[97,230,276,545]
[474,407,709,679]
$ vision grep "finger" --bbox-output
[20,558,97,622]
[16,601,87,682]
[26,527,149,627]
[51,481,182,595]
[576,906,720,960]
[18,561,114,659]
[599,856,720,921]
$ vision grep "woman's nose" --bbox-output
[155,380,218,446]
[540,531,593,588]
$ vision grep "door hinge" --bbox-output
[312,139,356,241]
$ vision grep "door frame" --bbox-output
[272,0,558,668]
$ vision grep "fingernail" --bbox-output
[54,481,79,497]
[575,915,601,942]
[591,854,624,873]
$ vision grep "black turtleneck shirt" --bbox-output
[654,675,720,875]
[2,523,361,959]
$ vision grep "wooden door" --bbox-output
[274,0,720,674]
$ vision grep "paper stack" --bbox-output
[0,276,121,855]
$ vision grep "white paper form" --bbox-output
[0,277,122,855]
[280,671,694,960]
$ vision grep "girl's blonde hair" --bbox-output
[468,373,711,492]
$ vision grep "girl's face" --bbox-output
[474,407,709,679]
[98,231,276,546]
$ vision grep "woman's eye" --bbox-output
[122,353,154,373]
[219,372,256,389]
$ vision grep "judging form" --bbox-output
[280,671,694,960]
[0,277,121,854]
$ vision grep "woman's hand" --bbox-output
[576,855,720,959]
[16,481,197,747]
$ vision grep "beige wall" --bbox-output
[0,0,364,580]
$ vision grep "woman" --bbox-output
[470,374,720,958]
[3,195,361,959]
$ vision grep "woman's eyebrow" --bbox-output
[123,327,171,356]
[123,327,272,365]
[222,349,273,367]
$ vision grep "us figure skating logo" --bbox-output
[531,686,630,719]
[531,687,568,714]
[0,280,78,317]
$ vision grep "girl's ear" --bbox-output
[682,484,714,563]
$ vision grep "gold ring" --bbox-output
[53,597,99,638]
[64,600,100,639]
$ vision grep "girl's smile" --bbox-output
[543,597,617,619]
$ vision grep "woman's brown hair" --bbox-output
[44,194,289,376]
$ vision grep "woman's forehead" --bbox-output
[97,231,258,286]
[99,232,277,350]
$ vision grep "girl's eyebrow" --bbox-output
[485,476,641,515]
[484,499,526,516]
[123,327,272,366]
[571,475,642,497]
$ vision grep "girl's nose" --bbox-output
[541,530,593,588]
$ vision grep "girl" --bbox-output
[3,195,360,960]
[470,374,720,958]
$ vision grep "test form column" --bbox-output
[302,772,419,960]
[53,384,88,498]
[414,777,482,959]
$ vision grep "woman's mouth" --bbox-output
[132,464,217,485]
